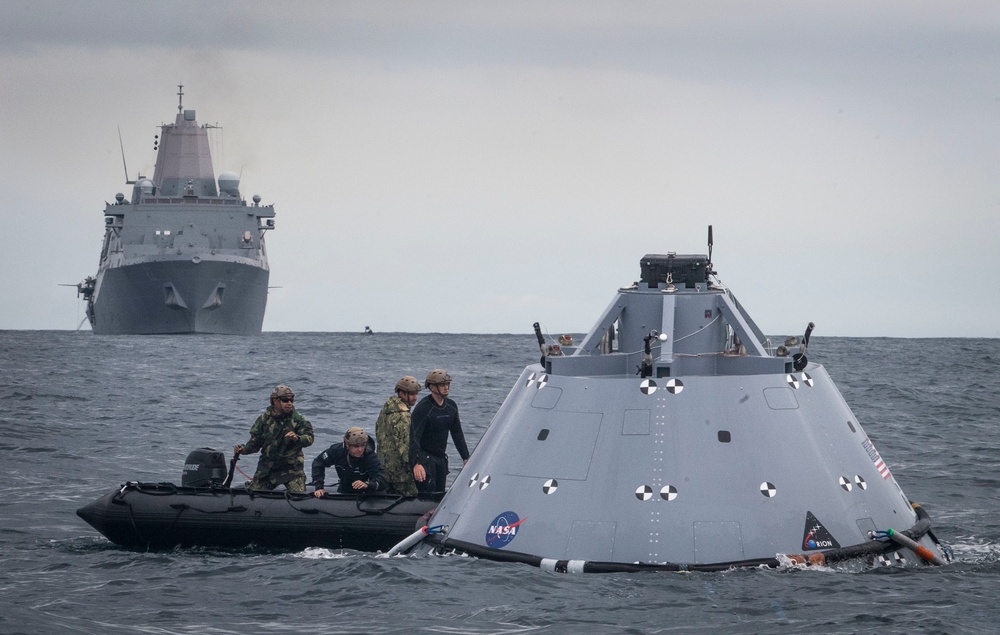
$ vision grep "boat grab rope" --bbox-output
[235,463,254,482]
[113,481,420,520]
[281,490,418,519]
[280,490,368,519]
[110,489,151,547]
[116,481,179,496]
[354,493,409,515]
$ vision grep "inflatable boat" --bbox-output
[77,448,439,551]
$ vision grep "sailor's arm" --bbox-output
[236,435,261,455]
[311,446,335,496]
[291,413,314,447]
[450,410,471,463]
[409,403,429,481]
[237,416,267,455]
[362,455,388,492]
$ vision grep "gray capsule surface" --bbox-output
[411,249,947,571]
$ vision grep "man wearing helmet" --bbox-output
[234,384,315,492]
[311,427,387,496]
[409,369,471,493]
[375,376,421,496]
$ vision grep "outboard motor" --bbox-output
[181,448,227,487]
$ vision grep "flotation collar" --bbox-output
[418,501,947,573]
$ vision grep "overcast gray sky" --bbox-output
[2,1,997,337]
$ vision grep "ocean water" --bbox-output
[1,331,998,634]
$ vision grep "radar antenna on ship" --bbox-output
[706,224,717,278]
[118,126,136,185]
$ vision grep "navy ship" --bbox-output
[397,229,948,571]
[77,86,275,335]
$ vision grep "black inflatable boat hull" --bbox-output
[77,482,440,551]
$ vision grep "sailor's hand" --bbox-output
[313,488,325,498]
[352,480,368,490]
[284,431,299,441]
[234,444,245,455]
[463,459,468,466]
[413,464,426,482]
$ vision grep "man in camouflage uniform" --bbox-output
[234,384,315,492]
[375,376,420,496]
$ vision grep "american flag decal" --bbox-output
[862,437,892,480]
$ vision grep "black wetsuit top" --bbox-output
[409,395,471,465]
[311,437,387,494]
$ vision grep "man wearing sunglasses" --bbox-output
[234,384,315,492]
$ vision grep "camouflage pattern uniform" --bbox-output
[241,406,315,492]
[375,395,418,495]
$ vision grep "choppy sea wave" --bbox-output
[2,331,999,634]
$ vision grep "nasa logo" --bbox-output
[485,511,525,549]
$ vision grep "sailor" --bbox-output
[409,369,471,493]
[312,427,387,496]
[234,384,315,492]
[375,376,421,496]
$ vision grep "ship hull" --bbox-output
[90,257,268,335]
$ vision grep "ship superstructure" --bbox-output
[79,87,275,334]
